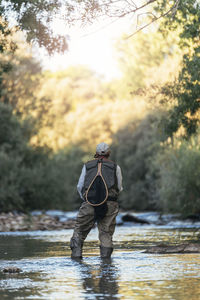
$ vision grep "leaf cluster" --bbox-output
[1,0,68,54]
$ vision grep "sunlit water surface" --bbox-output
[0,224,200,300]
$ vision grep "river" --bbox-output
[0,213,200,299]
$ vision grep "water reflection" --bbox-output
[0,227,200,299]
[75,258,119,300]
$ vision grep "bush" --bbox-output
[0,151,24,211]
[0,102,27,211]
[0,102,86,212]
[155,136,200,216]
[21,146,86,211]
[111,112,164,211]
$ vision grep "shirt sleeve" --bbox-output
[116,165,123,192]
[77,165,86,200]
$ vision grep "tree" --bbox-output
[163,53,200,138]
[157,0,200,137]
[0,101,29,211]
[1,31,42,116]
[0,0,180,54]
[116,28,181,97]
[0,17,16,98]
[154,136,200,216]
[0,101,87,212]
[111,111,165,210]
[0,0,68,54]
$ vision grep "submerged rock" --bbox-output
[3,267,22,273]
[122,214,150,224]
[144,243,200,254]
[186,214,200,222]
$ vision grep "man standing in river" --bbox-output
[70,142,123,259]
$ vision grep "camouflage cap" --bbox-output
[96,142,110,155]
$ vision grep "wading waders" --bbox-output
[70,159,119,259]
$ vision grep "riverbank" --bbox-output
[1,210,200,232]
[0,212,76,232]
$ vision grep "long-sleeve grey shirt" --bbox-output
[77,164,123,200]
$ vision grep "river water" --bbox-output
[0,216,200,300]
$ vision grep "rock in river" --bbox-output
[144,243,200,254]
[3,267,22,273]
[122,213,150,224]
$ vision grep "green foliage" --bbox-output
[1,0,68,54]
[116,30,178,96]
[111,112,164,211]
[0,102,28,211]
[154,136,200,216]
[164,51,200,137]
[157,0,200,137]
[1,38,42,116]
[0,151,23,211]
[1,0,200,218]
[0,102,24,151]
[0,0,181,55]
[0,17,16,99]
[0,102,86,212]
[156,0,200,48]
[19,146,86,211]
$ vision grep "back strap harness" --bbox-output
[85,161,109,206]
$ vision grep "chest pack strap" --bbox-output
[85,161,109,206]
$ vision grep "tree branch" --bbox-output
[125,0,180,39]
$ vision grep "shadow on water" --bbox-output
[0,235,65,260]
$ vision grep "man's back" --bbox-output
[70,142,123,259]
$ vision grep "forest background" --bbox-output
[0,0,200,217]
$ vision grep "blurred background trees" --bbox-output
[0,1,200,216]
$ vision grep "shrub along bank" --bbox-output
[1,101,200,217]
[0,103,200,216]
[0,102,85,212]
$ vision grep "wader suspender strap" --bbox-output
[85,162,109,206]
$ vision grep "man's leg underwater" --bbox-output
[70,202,95,258]
[97,201,119,258]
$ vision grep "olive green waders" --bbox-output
[70,201,119,259]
